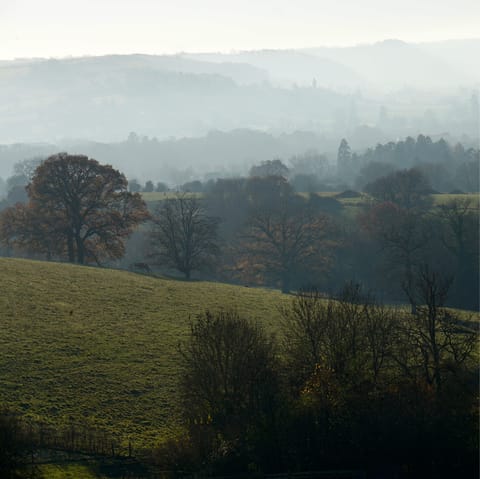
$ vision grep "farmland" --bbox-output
[0,258,288,449]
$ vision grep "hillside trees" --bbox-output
[454,158,479,192]
[336,138,352,178]
[364,168,432,210]
[362,168,435,308]
[0,153,149,264]
[435,197,479,309]
[397,266,478,394]
[362,201,431,308]
[282,285,396,390]
[0,202,65,259]
[354,137,479,193]
[173,287,478,474]
[279,286,478,474]
[238,178,336,293]
[179,310,279,468]
[249,158,289,178]
[149,194,220,279]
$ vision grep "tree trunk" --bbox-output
[405,256,416,314]
[75,235,85,264]
[67,232,75,263]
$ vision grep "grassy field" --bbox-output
[0,258,288,450]
[431,193,480,208]
[142,191,480,209]
[141,191,201,203]
[37,464,104,479]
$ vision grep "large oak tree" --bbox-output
[0,153,149,264]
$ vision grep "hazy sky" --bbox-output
[1,0,479,59]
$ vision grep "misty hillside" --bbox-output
[59,54,270,85]
[187,49,366,89]
[416,39,480,82]
[304,39,480,89]
[192,39,480,89]
[0,55,350,143]
[0,39,478,145]
[0,129,342,181]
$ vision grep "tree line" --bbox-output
[157,277,478,477]
[338,135,479,193]
[0,151,477,310]
[147,168,477,310]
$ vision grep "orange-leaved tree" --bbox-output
[0,153,149,264]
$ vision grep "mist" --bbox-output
[0,39,479,181]
[0,3,479,478]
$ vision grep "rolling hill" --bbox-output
[0,258,288,449]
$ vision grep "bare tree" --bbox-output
[362,202,431,311]
[179,310,278,439]
[282,285,396,390]
[149,194,220,279]
[434,197,479,309]
[281,289,333,386]
[397,266,478,394]
[239,178,335,293]
[435,197,478,266]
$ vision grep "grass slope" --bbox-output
[0,258,288,449]
[142,192,480,213]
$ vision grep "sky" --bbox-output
[1,0,479,59]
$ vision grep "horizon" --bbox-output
[1,0,479,60]
[1,36,479,62]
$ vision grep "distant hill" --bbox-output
[0,39,477,145]
[190,39,480,89]
[61,54,270,85]
[303,39,479,89]
[0,258,287,448]
[187,49,366,89]
[0,55,348,143]
[415,39,480,83]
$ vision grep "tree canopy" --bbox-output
[365,168,433,210]
[0,153,149,264]
[238,177,336,293]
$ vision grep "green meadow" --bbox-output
[142,191,480,209]
[0,258,288,450]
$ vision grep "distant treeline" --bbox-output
[0,132,478,194]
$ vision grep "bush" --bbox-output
[179,310,280,472]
